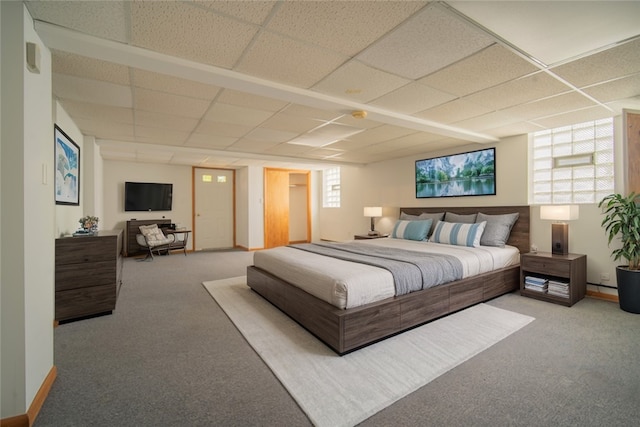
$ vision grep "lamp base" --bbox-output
[551,223,569,255]
[368,230,380,236]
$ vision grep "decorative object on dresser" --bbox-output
[124,219,171,256]
[363,206,382,236]
[598,192,640,313]
[76,215,99,235]
[55,229,123,322]
[520,252,586,307]
[540,205,579,255]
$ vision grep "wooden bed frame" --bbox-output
[247,206,530,355]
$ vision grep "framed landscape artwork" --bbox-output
[415,147,496,198]
[54,124,80,205]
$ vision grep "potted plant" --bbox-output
[598,193,640,313]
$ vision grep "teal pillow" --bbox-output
[391,219,432,241]
[431,221,487,247]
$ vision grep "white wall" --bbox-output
[1,3,54,418]
[54,103,84,237]
[102,160,194,250]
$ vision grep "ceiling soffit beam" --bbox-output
[34,20,499,144]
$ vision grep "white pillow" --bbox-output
[139,224,168,246]
[431,221,487,247]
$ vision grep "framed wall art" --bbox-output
[415,147,496,199]
[54,124,80,205]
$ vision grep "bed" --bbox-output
[247,206,530,355]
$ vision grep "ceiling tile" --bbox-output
[235,31,349,88]
[53,74,132,108]
[25,1,129,43]
[463,72,571,111]
[583,73,640,103]
[58,100,133,124]
[228,138,281,152]
[453,110,522,133]
[532,105,615,129]
[267,1,426,56]
[217,89,289,112]
[313,61,410,103]
[419,44,538,97]
[194,0,277,25]
[184,133,238,150]
[449,1,640,65]
[132,69,221,100]
[134,125,190,145]
[357,4,494,79]
[552,38,640,88]
[244,127,299,143]
[134,110,199,132]
[369,82,456,114]
[52,50,130,85]
[500,92,599,122]
[281,104,343,122]
[193,121,252,138]
[415,98,492,124]
[134,88,211,118]
[73,118,135,140]
[259,112,321,134]
[203,103,274,127]
[130,1,258,68]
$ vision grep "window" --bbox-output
[323,167,341,208]
[530,118,614,204]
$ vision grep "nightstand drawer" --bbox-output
[522,257,570,276]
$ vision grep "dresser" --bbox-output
[55,229,123,322]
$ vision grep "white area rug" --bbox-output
[203,276,534,427]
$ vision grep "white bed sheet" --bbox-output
[252,238,520,309]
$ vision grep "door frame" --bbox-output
[192,166,236,251]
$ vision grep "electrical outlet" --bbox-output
[600,272,610,282]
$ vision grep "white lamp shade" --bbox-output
[540,205,579,221]
[363,206,382,217]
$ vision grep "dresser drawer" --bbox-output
[523,257,571,276]
[55,260,116,291]
[55,284,116,321]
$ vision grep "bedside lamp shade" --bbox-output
[364,207,382,235]
[540,205,579,255]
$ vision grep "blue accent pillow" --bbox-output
[391,219,432,241]
[431,221,487,247]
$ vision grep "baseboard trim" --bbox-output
[0,414,29,427]
[27,365,57,425]
[587,290,619,303]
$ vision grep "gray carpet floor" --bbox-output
[34,251,640,427]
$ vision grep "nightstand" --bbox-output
[354,234,389,240]
[520,252,587,307]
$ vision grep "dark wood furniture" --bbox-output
[354,233,389,240]
[55,229,123,322]
[125,219,171,256]
[520,252,587,306]
[247,205,530,355]
[165,229,191,255]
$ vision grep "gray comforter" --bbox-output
[289,242,463,296]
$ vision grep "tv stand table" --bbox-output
[125,219,171,256]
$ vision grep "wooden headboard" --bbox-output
[399,206,530,254]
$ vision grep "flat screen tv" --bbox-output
[415,147,496,198]
[124,182,173,211]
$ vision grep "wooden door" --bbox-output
[264,168,290,248]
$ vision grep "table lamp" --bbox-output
[364,207,382,236]
[540,205,579,255]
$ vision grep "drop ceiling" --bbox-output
[25,0,640,170]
